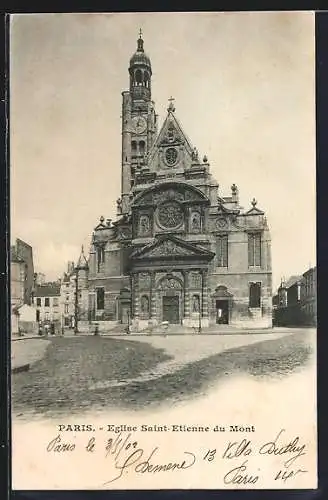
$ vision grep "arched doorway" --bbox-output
[157,275,183,324]
[211,286,233,325]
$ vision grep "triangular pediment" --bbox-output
[146,109,198,169]
[245,206,265,215]
[130,234,215,261]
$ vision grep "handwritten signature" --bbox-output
[258,428,306,467]
[103,431,196,485]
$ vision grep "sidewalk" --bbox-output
[11,338,50,373]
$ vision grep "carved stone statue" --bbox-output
[141,295,150,314]
[192,295,200,313]
[191,212,201,232]
[116,198,122,215]
[192,147,199,162]
[139,215,150,235]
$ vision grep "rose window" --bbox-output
[157,202,184,229]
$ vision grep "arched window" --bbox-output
[135,69,142,86]
[131,141,137,155]
[144,71,150,88]
[139,140,145,155]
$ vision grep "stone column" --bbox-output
[202,269,209,319]
[150,272,156,320]
[183,271,190,320]
[133,273,140,319]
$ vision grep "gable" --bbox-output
[146,109,197,171]
[130,235,214,261]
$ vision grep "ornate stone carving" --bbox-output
[159,277,182,290]
[138,214,151,235]
[139,272,151,289]
[157,202,184,229]
[190,211,201,232]
[153,189,184,205]
[215,217,228,230]
[184,189,202,201]
[147,240,195,257]
[117,226,132,240]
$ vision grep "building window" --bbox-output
[45,312,49,321]
[248,233,261,267]
[96,288,105,310]
[217,235,228,267]
[97,246,105,272]
[53,297,59,307]
[45,297,50,307]
[139,140,145,155]
[36,297,41,306]
[64,304,69,314]
[249,282,261,308]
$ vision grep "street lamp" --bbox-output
[74,269,79,335]
[126,309,130,334]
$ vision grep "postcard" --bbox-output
[10,11,317,490]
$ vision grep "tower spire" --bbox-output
[137,28,144,51]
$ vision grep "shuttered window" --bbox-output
[217,235,228,267]
[249,282,261,308]
[248,233,261,267]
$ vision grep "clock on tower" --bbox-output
[131,115,147,135]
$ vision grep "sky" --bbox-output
[10,12,316,291]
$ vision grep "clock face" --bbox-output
[131,115,147,135]
[165,147,178,166]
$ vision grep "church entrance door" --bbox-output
[216,300,229,324]
[162,296,180,324]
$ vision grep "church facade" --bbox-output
[86,33,273,331]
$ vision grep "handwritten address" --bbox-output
[45,428,309,487]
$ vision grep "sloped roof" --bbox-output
[281,275,303,289]
[34,284,61,297]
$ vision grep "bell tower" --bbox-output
[120,30,157,215]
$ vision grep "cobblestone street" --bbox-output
[12,328,315,419]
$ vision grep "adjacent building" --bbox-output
[10,238,35,307]
[33,283,61,331]
[272,266,316,327]
[60,252,89,331]
[11,247,25,309]
[301,266,316,326]
[84,33,272,331]
[10,239,36,335]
